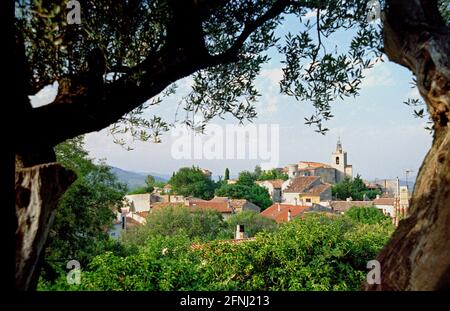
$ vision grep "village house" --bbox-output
[255,179,284,202]
[108,206,147,239]
[282,176,332,205]
[260,203,332,223]
[148,196,261,220]
[373,197,396,218]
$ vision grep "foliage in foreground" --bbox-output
[39,213,393,291]
[121,205,228,246]
[41,137,127,283]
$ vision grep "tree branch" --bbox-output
[214,0,291,62]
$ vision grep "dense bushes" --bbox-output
[121,205,227,245]
[39,213,393,291]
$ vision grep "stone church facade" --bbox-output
[284,139,353,184]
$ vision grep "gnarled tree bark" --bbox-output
[15,163,75,290]
[366,0,450,290]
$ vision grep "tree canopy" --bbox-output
[121,205,227,245]
[257,168,289,181]
[332,174,381,200]
[15,0,389,153]
[41,137,127,283]
[169,166,217,199]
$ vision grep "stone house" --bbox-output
[282,176,332,205]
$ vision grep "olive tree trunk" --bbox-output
[366,0,450,290]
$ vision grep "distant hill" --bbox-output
[110,166,169,190]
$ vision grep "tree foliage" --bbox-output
[121,205,227,245]
[41,136,127,283]
[224,211,278,238]
[224,168,230,181]
[257,169,289,181]
[344,206,392,226]
[237,170,257,186]
[332,174,381,200]
[169,166,217,200]
[215,183,272,210]
[15,0,388,151]
[40,213,393,290]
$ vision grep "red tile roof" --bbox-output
[229,199,249,209]
[329,200,373,212]
[136,211,149,218]
[261,203,309,223]
[150,202,184,210]
[305,183,331,195]
[299,161,332,168]
[257,179,285,188]
[188,201,233,213]
[210,197,229,202]
[125,217,143,228]
[283,176,320,193]
[373,198,396,205]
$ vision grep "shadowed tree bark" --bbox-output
[365,0,450,290]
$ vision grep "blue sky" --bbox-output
[30,11,432,181]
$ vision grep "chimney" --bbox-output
[346,197,352,202]
[277,203,281,212]
[120,207,128,230]
[376,194,380,199]
[288,209,292,222]
[235,225,245,240]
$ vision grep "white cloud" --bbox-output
[361,62,395,89]
[260,68,283,85]
[302,9,327,22]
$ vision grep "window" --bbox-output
[336,157,340,165]
[306,198,311,203]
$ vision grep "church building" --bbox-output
[284,138,353,184]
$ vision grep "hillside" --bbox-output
[110,166,168,190]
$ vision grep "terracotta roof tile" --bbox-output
[284,176,320,193]
[210,197,229,202]
[299,161,332,168]
[373,198,396,205]
[305,183,331,195]
[261,203,309,223]
[257,179,284,188]
[136,211,149,218]
[329,201,373,212]
[188,201,233,213]
[125,217,143,228]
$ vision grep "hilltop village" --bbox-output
[110,139,411,240]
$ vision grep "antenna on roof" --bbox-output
[405,169,414,189]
